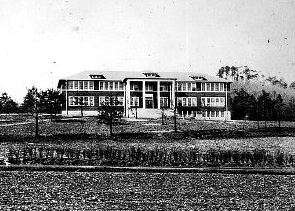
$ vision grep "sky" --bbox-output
[0,0,295,103]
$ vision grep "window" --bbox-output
[211,111,215,117]
[192,83,196,91]
[68,81,93,90]
[160,83,169,91]
[182,98,187,106]
[69,96,73,105]
[118,97,124,104]
[220,97,225,106]
[160,97,169,107]
[206,98,211,106]
[187,83,191,91]
[105,82,108,90]
[182,83,186,91]
[131,97,139,107]
[201,98,205,107]
[196,83,201,91]
[220,83,224,91]
[177,98,182,106]
[100,82,104,90]
[221,111,224,117]
[177,97,197,107]
[201,83,205,91]
[146,84,154,91]
[177,83,182,91]
[201,97,225,107]
[202,111,206,117]
[188,98,192,106]
[83,97,88,105]
[89,96,94,106]
[73,97,78,105]
[211,98,216,106]
[110,82,114,90]
[130,82,140,91]
[89,81,94,90]
[119,82,124,90]
[74,81,78,90]
[79,81,83,90]
[115,82,118,90]
[192,97,197,106]
[216,111,220,117]
[211,83,214,91]
[105,96,110,104]
[99,96,105,105]
[69,96,94,106]
[206,83,210,91]
[69,81,73,89]
[84,81,88,90]
[215,83,219,91]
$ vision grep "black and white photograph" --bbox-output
[1,0,295,209]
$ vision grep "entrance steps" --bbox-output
[127,108,175,119]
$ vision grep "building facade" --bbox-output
[57,71,232,120]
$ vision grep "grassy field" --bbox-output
[1,114,295,167]
[0,171,294,210]
[1,114,295,137]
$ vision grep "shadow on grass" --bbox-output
[1,127,295,143]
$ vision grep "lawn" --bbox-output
[1,114,295,137]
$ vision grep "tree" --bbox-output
[274,94,283,128]
[217,65,259,81]
[289,81,295,89]
[257,90,273,127]
[40,88,64,120]
[242,66,259,80]
[0,93,19,113]
[231,89,257,120]
[97,96,124,136]
[22,86,42,137]
[266,76,288,89]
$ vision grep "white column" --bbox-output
[171,80,175,109]
[65,81,68,115]
[143,80,146,109]
[157,80,160,109]
[225,82,228,121]
[126,80,131,111]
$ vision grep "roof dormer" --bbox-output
[190,75,207,81]
[142,71,160,78]
[89,74,106,79]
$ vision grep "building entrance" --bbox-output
[145,95,154,109]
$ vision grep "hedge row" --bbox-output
[3,146,295,167]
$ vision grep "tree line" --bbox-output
[0,87,63,115]
[217,65,295,122]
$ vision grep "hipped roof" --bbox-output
[58,70,231,87]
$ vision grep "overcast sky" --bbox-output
[1,0,295,102]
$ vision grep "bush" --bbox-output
[5,146,295,168]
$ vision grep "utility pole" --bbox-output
[174,95,177,133]
[35,98,39,138]
[225,82,228,121]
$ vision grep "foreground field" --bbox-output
[0,171,294,210]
